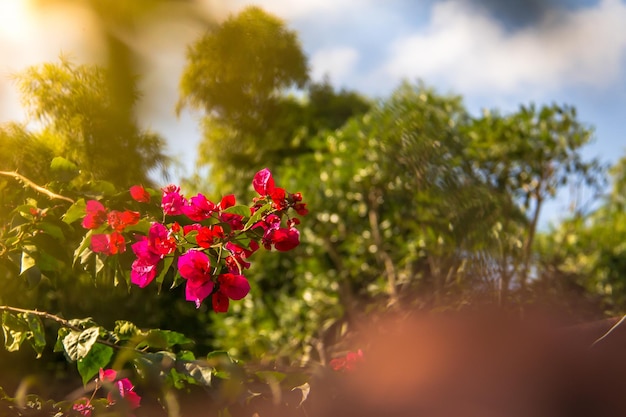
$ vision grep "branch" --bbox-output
[0,171,75,204]
[0,305,126,351]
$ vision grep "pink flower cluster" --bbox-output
[82,200,140,256]
[82,169,307,313]
[72,368,141,416]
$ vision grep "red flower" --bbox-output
[90,232,126,255]
[82,200,107,229]
[129,185,150,203]
[107,210,140,232]
[218,194,236,210]
[182,193,217,221]
[330,349,364,372]
[197,225,225,248]
[161,185,186,216]
[211,273,250,313]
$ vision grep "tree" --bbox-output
[179,7,370,197]
[467,104,604,297]
[14,59,170,188]
[179,6,308,128]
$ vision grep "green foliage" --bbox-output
[179,6,308,126]
[13,59,170,188]
[179,7,370,196]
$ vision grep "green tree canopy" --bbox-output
[13,59,169,188]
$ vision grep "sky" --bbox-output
[1,0,625,227]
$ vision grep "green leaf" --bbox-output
[54,328,71,352]
[1,312,28,352]
[73,231,92,267]
[244,203,272,229]
[20,247,37,275]
[137,330,194,350]
[62,327,100,361]
[24,315,46,358]
[62,198,86,224]
[155,255,175,291]
[182,361,213,386]
[113,320,140,341]
[50,156,79,181]
[38,221,65,241]
[223,205,251,217]
[77,343,114,385]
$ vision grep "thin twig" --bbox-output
[590,315,626,349]
[0,171,75,203]
[0,305,126,351]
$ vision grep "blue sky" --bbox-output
[1,0,625,227]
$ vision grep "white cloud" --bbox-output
[384,0,626,94]
[310,47,359,85]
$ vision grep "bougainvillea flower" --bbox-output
[178,250,211,282]
[252,168,275,195]
[107,210,140,232]
[90,232,126,255]
[219,212,245,231]
[224,241,258,273]
[72,398,94,417]
[270,187,288,210]
[107,377,141,410]
[82,200,107,229]
[182,193,217,221]
[185,278,214,309]
[161,185,186,216]
[267,227,300,252]
[183,223,202,235]
[330,349,364,372]
[130,259,159,288]
[178,250,214,307]
[211,273,250,313]
[148,222,176,256]
[218,194,236,210]
[196,225,225,248]
[129,185,150,203]
[99,368,117,383]
[130,237,161,288]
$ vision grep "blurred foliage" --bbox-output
[13,59,169,188]
[179,6,370,197]
[0,3,624,406]
[536,156,626,314]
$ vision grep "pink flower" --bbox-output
[148,223,176,256]
[182,193,217,221]
[82,200,107,229]
[72,398,94,416]
[99,368,117,383]
[130,237,161,288]
[211,273,250,313]
[253,168,275,195]
[161,185,186,216]
[129,185,150,203]
[107,377,141,410]
[178,250,214,308]
[90,232,126,255]
[330,349,364,372]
